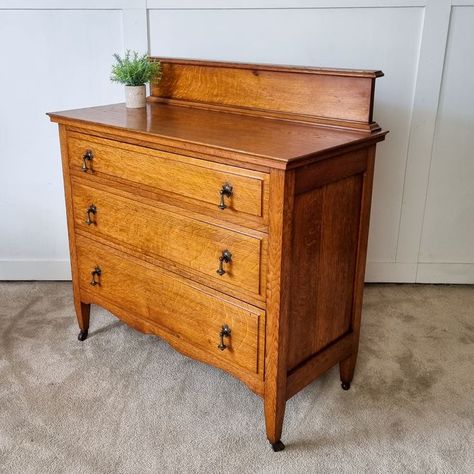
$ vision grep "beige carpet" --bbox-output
[0,282,473,473]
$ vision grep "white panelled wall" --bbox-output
[0,0,472,283]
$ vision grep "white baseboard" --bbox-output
[416,263,474,284]
[1,260,472,284]
[0,260,71,280]
[365,262,418,283]
[365,261,474,284]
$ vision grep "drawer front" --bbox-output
[72,179,264,297]
[76,237,262,374]
[68,132,268,219]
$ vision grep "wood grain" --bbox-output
[340,145,377,385]
[264,169,295,445]
[68,131,268,219]
[48,103,387,170]
[76,236,263,376]
[286,333,354,400]
[294,148,368,195]
[69,165,269,233]
[287,171,363,370]
[71,179,266,298]
[152,57,383,78]
[80,286,265,396]
[58,125,90,332]
[151,58,381,126]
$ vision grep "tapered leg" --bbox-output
[58,125,91,343]
[264,169,294,452]
[339,352,357,390]
[75,301,90,341]
[264,392,286,451]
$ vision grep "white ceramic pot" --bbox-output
[125,85,146,108]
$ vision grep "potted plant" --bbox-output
[110,50,162,108]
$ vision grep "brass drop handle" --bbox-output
[216,250,232,276]
[90,266,101,286]
[218,324,231,351]
[81,150,93,172]
[218,183,233,210]
[85,204,97,225]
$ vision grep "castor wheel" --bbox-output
[341,381,351,391]
[78,330,88,341]
[271,440,285,452]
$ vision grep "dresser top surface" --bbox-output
[49,102,386,167]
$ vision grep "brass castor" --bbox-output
[271,440,285,452]
[78,330,88,341]
[341,381,351,391]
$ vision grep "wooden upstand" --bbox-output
[49,58,387,451]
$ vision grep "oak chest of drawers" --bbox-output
[49,58,387,451]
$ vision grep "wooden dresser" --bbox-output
[48,58,387,451]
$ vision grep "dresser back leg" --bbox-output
[339,352,357,390]
[339,147,376,391]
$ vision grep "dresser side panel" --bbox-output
[287,150,367,370]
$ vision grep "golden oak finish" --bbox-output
[340,145,378,388]
[287,173,363,369]
[264,169,295,447]
[76,236,263,376]
[80,284,265,396]
[48,104,386,169]
[286,333,354,399]
[68,131,268,220]
[71,179,266,298]
[151,58,382,129]
[58,124,91,335]
[49,58,387,451]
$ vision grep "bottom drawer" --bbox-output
[76,236,263,375]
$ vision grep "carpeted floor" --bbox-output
[0,282,472,473]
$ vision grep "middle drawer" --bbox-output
[71,178,265,299]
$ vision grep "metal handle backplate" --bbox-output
[90,266,101,286]
[216,250,232,276]
[218,183,233,210]
[218,324,231,351]
[81,150,93,172]
[85,204,97,225]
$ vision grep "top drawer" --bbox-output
[67,131,269,222]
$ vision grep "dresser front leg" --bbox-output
[75,301,91,341]
[264,389,286,451]
[339,352,357,390]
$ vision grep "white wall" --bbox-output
[417,5,474,282]
[0,0,472,283]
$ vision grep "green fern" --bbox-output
[110,50,162,86]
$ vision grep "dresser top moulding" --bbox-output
[48,57,388,170]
